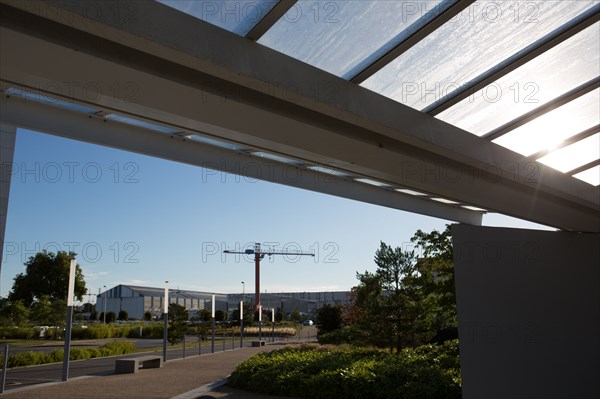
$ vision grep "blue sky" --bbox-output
[1,129,552,303]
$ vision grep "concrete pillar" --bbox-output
[0,124,17,274]
[452,224,599,399]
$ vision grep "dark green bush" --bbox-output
[0,327,40,340]
[5,340,136,368]
[229,340,461,399]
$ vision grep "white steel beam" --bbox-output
[0,1,598,231]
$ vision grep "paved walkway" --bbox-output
[3,343,296,399]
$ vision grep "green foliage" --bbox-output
[229,340,461,399]
[70,322,163,339]
[168,303,188,345]
[105,312,116,324]
[316,304,343,334]
[275,307,285,322]
[5,340,136,368]
[0,300,30,327]
[230,302,254,326]
[290,309,301,323]
[318,325,370,346]
[144,311,153,321]
[0,327,41,339]
[29,296,67,327]
[118,310,129,321]
[8,251,87,307]
[215,309,227,322]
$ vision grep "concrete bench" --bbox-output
[115,356,162,374]
[251,340,266,347]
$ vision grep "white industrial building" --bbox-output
[96,285,228,320]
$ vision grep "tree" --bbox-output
[316,304,342,334]
[355,242,421,352]
[231,302,253,326]
[290,309,301,323]
[275,307,285,322]
[8,251,87,307]
[0,299,30,327]
[168,303,188,345]
[215,309,227,322]
[105,311,116,323]
[118,310,129,321]
[144,311,153,321]
[410,226,457,333]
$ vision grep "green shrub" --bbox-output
[0,327,39,340]
[230,340,461,399]
[101,340,136,355]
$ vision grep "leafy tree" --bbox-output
[144,311,153,321]
[90,309,98,321]
[8,251,86,307]
[275,307,285,322]
[316,304,342,334]
[215,309,227,322]
[0,299,30,327]
[30,295,53,325]
[105,311,116,323]
[199,309,211,322]
[355,242,421,352]
[290,309,301,323]
[168,303,188,345]
[410,226,457,333]
[118,310,129,321]
[231,302,253,326]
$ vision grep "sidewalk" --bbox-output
[3,343,295,399]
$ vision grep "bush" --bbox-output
[229,340,461,399]
[0,327,39,340]
[5,340,136,368]
[318,325,370,346]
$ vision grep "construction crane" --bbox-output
[223,243,314,311]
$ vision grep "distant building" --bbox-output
[96,285,228,320]
[96,285,352,320]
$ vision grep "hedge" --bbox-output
[2,341,136,368]
[229,340,461,399]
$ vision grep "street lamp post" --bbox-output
[163,281,169,363]
[241,281,245,303]
[102,285,107,323]
[211,294,215,353]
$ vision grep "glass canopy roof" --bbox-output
[157,0,600,188]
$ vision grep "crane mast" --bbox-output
[223,243,314,311]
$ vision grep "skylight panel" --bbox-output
[462,205,487,212]
[259,0,439,78]
[492,89,599,156]
[253,151,300,165]
[188,135,245,151]
[5,87,99,114]
[573,165,600,186]
[437,22,600,136]
[307,165,350,177]
[362,1,597,110]
[355,178,391,188]
[537,134,600,173]
[158,0,277,36]
[395,188,427,196]
[431,198,460,205]
[105,114,180,134]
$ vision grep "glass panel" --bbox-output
[355,178,391,188]
[158,0,277,36]
[537,134,599,173]
[493,89,599,156]
[253,151,300,164]
[362,1,597,110]
[105,114,180,134]
[395,188,427,196]
[259,0,439,78]
[437,22,600,135]
[431,197,459,205]
[188,135,245,151]
[6,87,99,114]
[307,165,350,177]
[573,165,600,186]
[462,205,487,212]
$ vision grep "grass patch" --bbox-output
[229,340,461,399]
